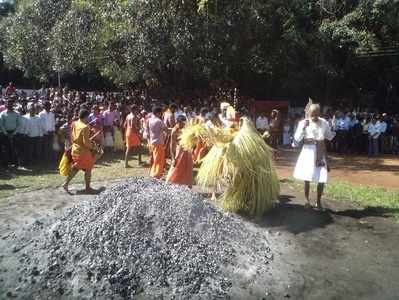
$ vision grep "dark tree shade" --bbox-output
[0,0,398,108]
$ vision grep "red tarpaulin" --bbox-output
[250,100,289,115]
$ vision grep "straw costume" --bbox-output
[181,106,280,217]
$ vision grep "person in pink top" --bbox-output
[102,102,119,151]
[146,106,167,178]
[0,99,6,113]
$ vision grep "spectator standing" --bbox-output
[334,112,350,154]
[25,103,46,165]
[392,116,399,155]
[60,114,74,151]
[0,100,21,167]
[282,119,292,148]
[367,118,380,157]
[5,82,16,96]
[102,102,119,151]
[269,109,281,149]
[39,101,56,161]
[182,106,195,121]
[16,105,29,167]
[349,114,362,154]
[377,114,388,154]
[88,105,104,146]
[361,116,370,154]
[38,84,48,98]
[0,99,5,113]
[255,112,269,134]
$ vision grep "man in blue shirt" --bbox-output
[334,112,350,154]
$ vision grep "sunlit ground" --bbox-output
[1,150,399,219]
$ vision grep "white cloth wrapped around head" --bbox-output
[220,102,230,110]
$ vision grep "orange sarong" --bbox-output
[193,140,207,163]
[166,147,193,187]
[125,128,141,148]
[150,144,166,178]
[72,152,95,171]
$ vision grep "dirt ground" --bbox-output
[1,181,399,299]
[276,150,399,190]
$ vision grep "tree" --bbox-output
[0,0,398,108]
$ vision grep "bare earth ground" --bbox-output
[1,181,399,299]
[0,151,399,299]
[276,149,399,190]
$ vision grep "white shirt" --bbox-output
[368,123,380,139]
[205,120,216,129]
[376,121,387,134]
[39,110,56,133]
[175,110,184,119]
[335,117,350,131]
[205,112,213,120]
[182,112,195,121]
[17,115,29,135]
[294,118,336,142]
[256,116,269,130]
[351,118,359,127]
[26,115,46,138]
[218,114,230,128]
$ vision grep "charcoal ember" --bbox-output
[11,178,273,299]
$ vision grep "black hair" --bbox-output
[152,106,163,115]
[79,109,90,120]
[131,104,139,113]
[200,107,208,116]
[177,115,187,123]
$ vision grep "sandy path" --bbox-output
[276,150,399,190]
[1,181,399,299]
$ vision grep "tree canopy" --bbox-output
[0,0,398,107]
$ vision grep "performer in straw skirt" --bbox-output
[293,103,336,210]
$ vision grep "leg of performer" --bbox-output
[304,181,311,208]
[316,183,325,210]
[125,147,130,168]
[137,147,143,165]
[211,189,217,201]
[63,167,79,193]
[84,170,93,192]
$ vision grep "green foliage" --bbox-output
[0,0,398,103]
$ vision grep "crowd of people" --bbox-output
[1,81,399,170]
[255,110,399,156]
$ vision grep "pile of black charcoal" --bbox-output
[9,178,273,299]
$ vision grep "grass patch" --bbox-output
[0,152,148,199]
[284,178,399,219]
[2,154,398,219]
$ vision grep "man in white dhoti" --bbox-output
[293,104,336,210]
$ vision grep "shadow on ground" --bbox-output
[257,193,399,235]
[75,186,107,195]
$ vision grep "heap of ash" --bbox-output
[11,178,274,299]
